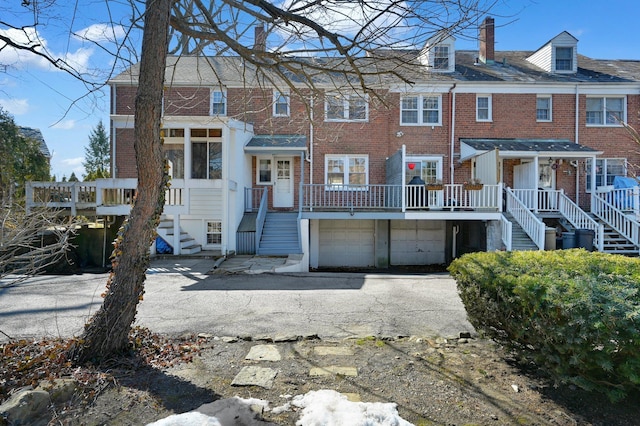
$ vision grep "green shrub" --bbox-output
[448,249,640,402]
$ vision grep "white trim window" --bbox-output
[256,157,272,184]
[400,95,442,125]
[554,46,574,72]
[206,221,222,245]
[325,93,368,122]
[405,157,442,183]
[273,91,290,117]
[211,90,226,115]
[476,95,492,122]
[433,46,449,70]
[536,96,552,122]
[191,128,223,179]
[325,155,368,188]
[586,96,625,126]
[586,158,627,191]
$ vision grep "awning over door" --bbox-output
[460,138,601,162]
[244,134,307,155]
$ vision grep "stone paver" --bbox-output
[313,346,354,356]
[309,366,358,377]
[245,345,282,361]
[231,366,278,389]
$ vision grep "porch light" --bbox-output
[407,163,416,170]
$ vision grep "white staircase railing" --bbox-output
[592,189,640,251]
[500,214,513,251]
[505,187,545,250]
[557,192,604,252]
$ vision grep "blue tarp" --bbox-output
[613,176,639,189]
[612,176,639,210]
[155,236,173,254]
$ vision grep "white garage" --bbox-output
[318,219,375,267]
[390,220,445,265]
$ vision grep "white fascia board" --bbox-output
[453,82,640,95]
[389,83,455,93]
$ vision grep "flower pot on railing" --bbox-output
[463,184,484,191]
[426,184,444,191]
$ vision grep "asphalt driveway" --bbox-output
[0,258,474,342]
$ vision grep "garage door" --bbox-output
[390,220,445,265]
[319,220,375,267]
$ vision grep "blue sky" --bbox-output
[0,0,638,180]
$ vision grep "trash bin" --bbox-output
[562,232,576,249]
[407,176,425,208]
[575,229,595,251]
[545,227,556,250]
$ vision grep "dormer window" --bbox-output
[526,31,578,74]
[433,46,449,70]
[418,32,455,73]
[555,47,573,71]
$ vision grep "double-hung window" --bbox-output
[211,90,226,115]
[325,93,368,121]
[325,155,368,188]
[401,95,442,125]
[273,91,290,116]
[586,97,625,126]
[206,221,222,245]
[586,158,627,191]
[433,46,449,70]
[536,96,552,122]
[555,46,573,72]
[257,157,272,184]
[476,95,492,122]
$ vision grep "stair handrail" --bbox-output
[592,190,640,250]
[505,187,545,250]
[557,191,604,252]
[500,214,513,251]
[255,187,269,254]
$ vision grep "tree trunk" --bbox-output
[70,0,172,363]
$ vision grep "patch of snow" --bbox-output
[146,412,221,426]
[292,390,413,426]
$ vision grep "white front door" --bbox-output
[273,157,294,208]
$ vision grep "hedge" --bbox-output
[448,249,640,402]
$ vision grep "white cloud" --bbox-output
[0,27,94,73]
[52,119,76,130]
[74,24,126,43]
[0,98,30,115]
[61,157,84,167]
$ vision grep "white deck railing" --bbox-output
[505,187,545,250]
[302,183,502,211]
[500,214,513,251]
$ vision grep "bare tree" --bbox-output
[3,0,498,361]
[0,206,76,288]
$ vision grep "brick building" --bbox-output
[31,17,640,270]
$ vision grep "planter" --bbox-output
[463,184,484,191]
[426,185,444,191]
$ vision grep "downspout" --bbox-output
[307,96,313,183]
[449,83,457,184]
[575,84,580,206]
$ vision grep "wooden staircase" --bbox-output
[257,212,301,256]
[594,219,638,255]
[156,217,202,255]
[503,212,539,251]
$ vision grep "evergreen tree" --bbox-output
[83,120,110,180]
[68,172,79,182]
[0,107,49,203]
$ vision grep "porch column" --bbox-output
[589,155,597,211]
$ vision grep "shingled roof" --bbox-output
[18,126,51,159]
